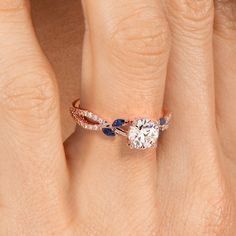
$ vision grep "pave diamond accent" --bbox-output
[70,106,107,131]
[128,119,159,149]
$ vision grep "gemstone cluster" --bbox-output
[102,119,127,137]
[70,99,171,150]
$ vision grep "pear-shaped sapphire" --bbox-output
[112,119,125,127]
[159,118,166,126]
[102,128,116,137]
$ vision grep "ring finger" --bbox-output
[65,0,171,233]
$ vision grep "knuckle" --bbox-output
[0,68,58,124]
[169,0,214,33]
[194,160,235,234]
[184,0,213,21]
[106,7,170,79]
[203,190,234,235]
[215,0,236,38]
[187,146,235,234]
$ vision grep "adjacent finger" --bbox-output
[155,1,233,234]
[0,1,69,234]
[214,0,236,161]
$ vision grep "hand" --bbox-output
[0,0,236,235]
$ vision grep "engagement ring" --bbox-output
[70,99,171,150]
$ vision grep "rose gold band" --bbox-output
[70,98,172,149]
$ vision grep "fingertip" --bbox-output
[214,0,236,40]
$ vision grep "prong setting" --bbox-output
[127,119,160,150]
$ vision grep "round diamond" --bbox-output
[128,119,159,149]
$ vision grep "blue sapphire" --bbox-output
[102,128,116,137]
[112,119,125,127]
[159,118,166,126]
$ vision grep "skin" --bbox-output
[0,0,236,235]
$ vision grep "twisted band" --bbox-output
[70,99,171,150]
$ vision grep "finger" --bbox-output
[155,1,233,234]
[214,0,236,160]
[65,0,170,230]
[0,1,69,234]
[80,0,170,119]
[31,0,85,139]
[162,0,216,178]
[164,0,215,131]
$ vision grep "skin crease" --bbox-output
[0,0,235,236]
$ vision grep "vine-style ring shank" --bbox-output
[70,99,172,150]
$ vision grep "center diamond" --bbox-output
[128,119,159,149]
